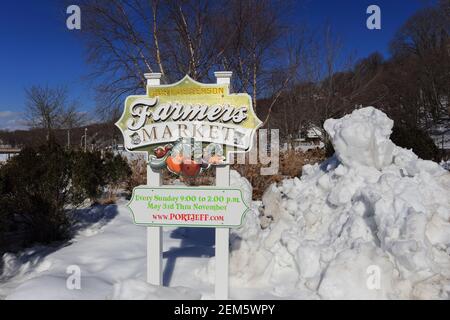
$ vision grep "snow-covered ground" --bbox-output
[0,202,216,299]
[1,107,449,300]
[0,172,265,300]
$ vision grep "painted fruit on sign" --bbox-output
[166,155,183,174]
[154,144,172,158]
[147,138,226,177]
[154,147,166,158]
[181,160,202,177]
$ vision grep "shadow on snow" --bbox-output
[163,227,215,286]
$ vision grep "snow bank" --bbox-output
[222,107,450,299]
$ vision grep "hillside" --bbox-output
[0,122,121,150]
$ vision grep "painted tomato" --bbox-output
[181,160,202,177]
[166,155,183,174]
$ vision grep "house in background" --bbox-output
[283,125,325,151]
[0,139,21,163]
[305,126,323,144]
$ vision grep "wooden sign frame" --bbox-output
[119,72,254,299]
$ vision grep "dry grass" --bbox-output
[126,148,326,200]
[126,158,147,193]
[232,148,326,199]
[98,194,118,205]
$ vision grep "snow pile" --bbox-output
[223,107,450,299]
[324,107,395,169]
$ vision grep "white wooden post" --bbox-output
[145,73,163,286]
[214,71,232,299]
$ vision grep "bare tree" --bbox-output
[260,28,308,128]
[63,101,87,148]
[217,0,288,109]
[80,0,223,102]
[390,4,450,125]
[25,85,85,142]
[25,86,69,140]
[79,0,290,120]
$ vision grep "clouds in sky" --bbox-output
[0,110,28,131]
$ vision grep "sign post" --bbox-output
[215,165,230,299]
[145,73,163,286]
[214,71,232,299]
[116,71,261,299]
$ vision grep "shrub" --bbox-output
[71,151,107,203]
[72,151,132,204]
[0,143,132,248]
[0,143,74,245]
[103,152,132,198]
[104,152,131,187]
[391,125,439,160]
[0,183,9,249]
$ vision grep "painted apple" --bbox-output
[164,144,173,152]
[154,146,167,158]
[166,155,183,174]
[181,160,202,177]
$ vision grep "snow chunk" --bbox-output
[230,169,252,206]
[324,107,395,169]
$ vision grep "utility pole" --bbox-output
[67,129,71,149]
[81,128,88,152]
[84,128,88,152]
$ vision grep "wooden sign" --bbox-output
[116,72,260,300]
[115,75,261,176]
[128,187,249,227]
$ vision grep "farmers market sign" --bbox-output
[128,187,249,227]
[115,75,261,176]
[117,73,258,299]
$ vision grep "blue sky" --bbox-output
[291,0,434,59]
[0,0,434,130]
